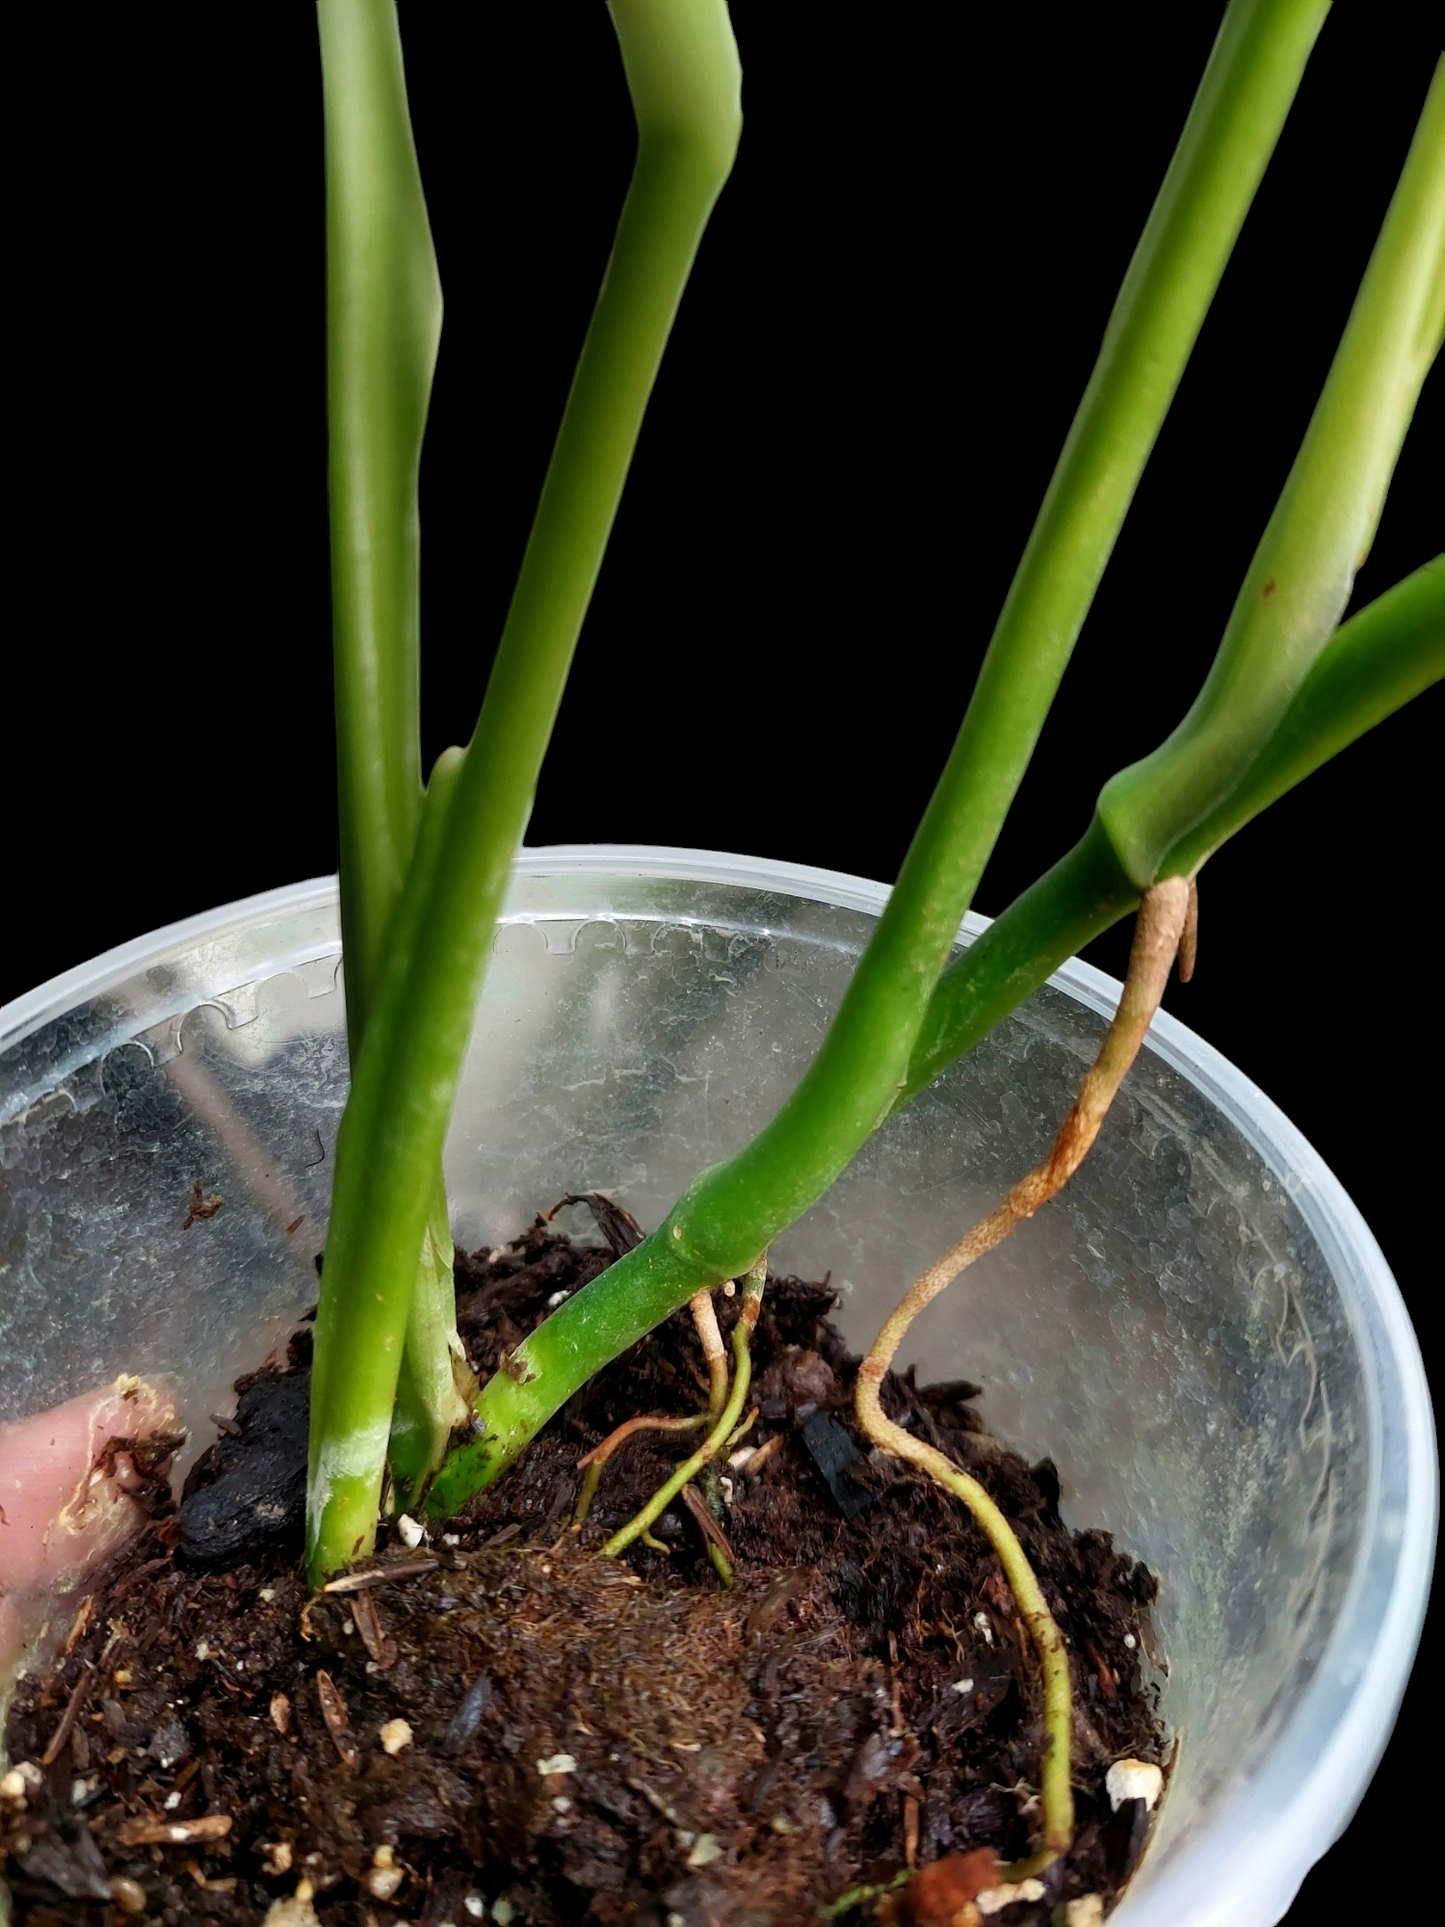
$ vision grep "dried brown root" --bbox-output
[855,879,1191,1868]
[1178,876,1199,982]
[572,1412,708,1527]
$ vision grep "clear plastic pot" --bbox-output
[0,848,1434,1925]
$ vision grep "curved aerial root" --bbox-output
[855,879,1191,1867]
[572,1412,709,1526]
[602,1253,767,1562]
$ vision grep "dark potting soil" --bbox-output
[3,1201,1167,1926]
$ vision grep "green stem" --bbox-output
[307,0,742,1581]
[310,748,464,1544]
[317,0,464,1497]
[1100,57,1445,886]
[920,0,1329,895]
[903,556,1445,1103]
[430,0,1330,1514]
[319,0,438,1048]
[902,818,1137,1108]
[1166,553,1445,873]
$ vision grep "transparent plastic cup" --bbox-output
[0,848,1434,1925]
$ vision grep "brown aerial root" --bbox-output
[1178,875,1199,982]
[854,878,1191,1870]
[572,1412,709,1527]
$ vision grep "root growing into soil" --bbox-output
[602,1256,768,1563]
[855,879,1192,1871]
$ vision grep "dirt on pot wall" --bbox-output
[2,1207,1166,1925]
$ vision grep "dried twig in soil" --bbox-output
[314,1669,359,1769]
[680,1480,737,1587]
[39,1666,96,1767]
[321,1557,439,1593]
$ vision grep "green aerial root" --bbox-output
[600,1257,766,1560]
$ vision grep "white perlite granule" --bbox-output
[1106,1757,1164,1810]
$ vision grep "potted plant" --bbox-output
[2,3,1439,1922]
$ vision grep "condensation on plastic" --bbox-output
[0,848,1434,1927]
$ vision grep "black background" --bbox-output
[10,6,1440,1915]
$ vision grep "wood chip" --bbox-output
[349,1589,398,1669]
[182,1857,238,1891]
[315,1669,359,1769]
[320,1558,438,1594]
[41,1665,97,1767]
[117,1811,233,1847]
[743,1433,785,1476]
[62,1596,95,1657]
[443,1676,494,1756]
[679,1483,736,1565]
